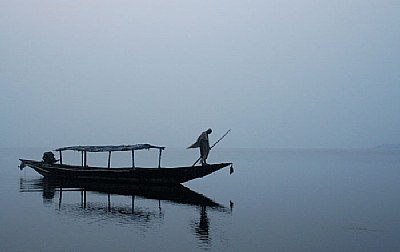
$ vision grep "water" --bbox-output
[1,148,400,251]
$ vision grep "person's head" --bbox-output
[206,128,212,134]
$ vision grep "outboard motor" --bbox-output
[42,151,57,164]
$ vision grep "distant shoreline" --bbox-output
[374,144,400,150]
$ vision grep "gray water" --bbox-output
[1,148,400,251]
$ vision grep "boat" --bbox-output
[19,144,232,184]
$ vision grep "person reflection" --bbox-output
[193,206,210,246]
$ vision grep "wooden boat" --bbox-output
[19,144,232,184]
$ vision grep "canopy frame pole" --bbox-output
[84,151,87,167]
[59,151,63,165]
[132,150,135,168]
[81,151,84,167]
[108,151,112,168]
[158,149,162,168]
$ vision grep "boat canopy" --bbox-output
[55,144,165,153]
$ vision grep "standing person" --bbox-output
[188,128,212,165]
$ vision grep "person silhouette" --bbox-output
[188,128,212,165]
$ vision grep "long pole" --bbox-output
[192,129,231,166]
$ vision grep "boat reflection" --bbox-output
[20,177,231,248]
[20,177,226,208]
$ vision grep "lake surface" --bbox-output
[1,148,400,251]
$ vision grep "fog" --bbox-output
[1,0,399,149]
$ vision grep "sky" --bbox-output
[1,0,399,149]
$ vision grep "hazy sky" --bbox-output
[1,0,399,149]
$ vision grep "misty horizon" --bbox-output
[1,1,399,149]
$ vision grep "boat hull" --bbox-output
[19,159,231,184]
